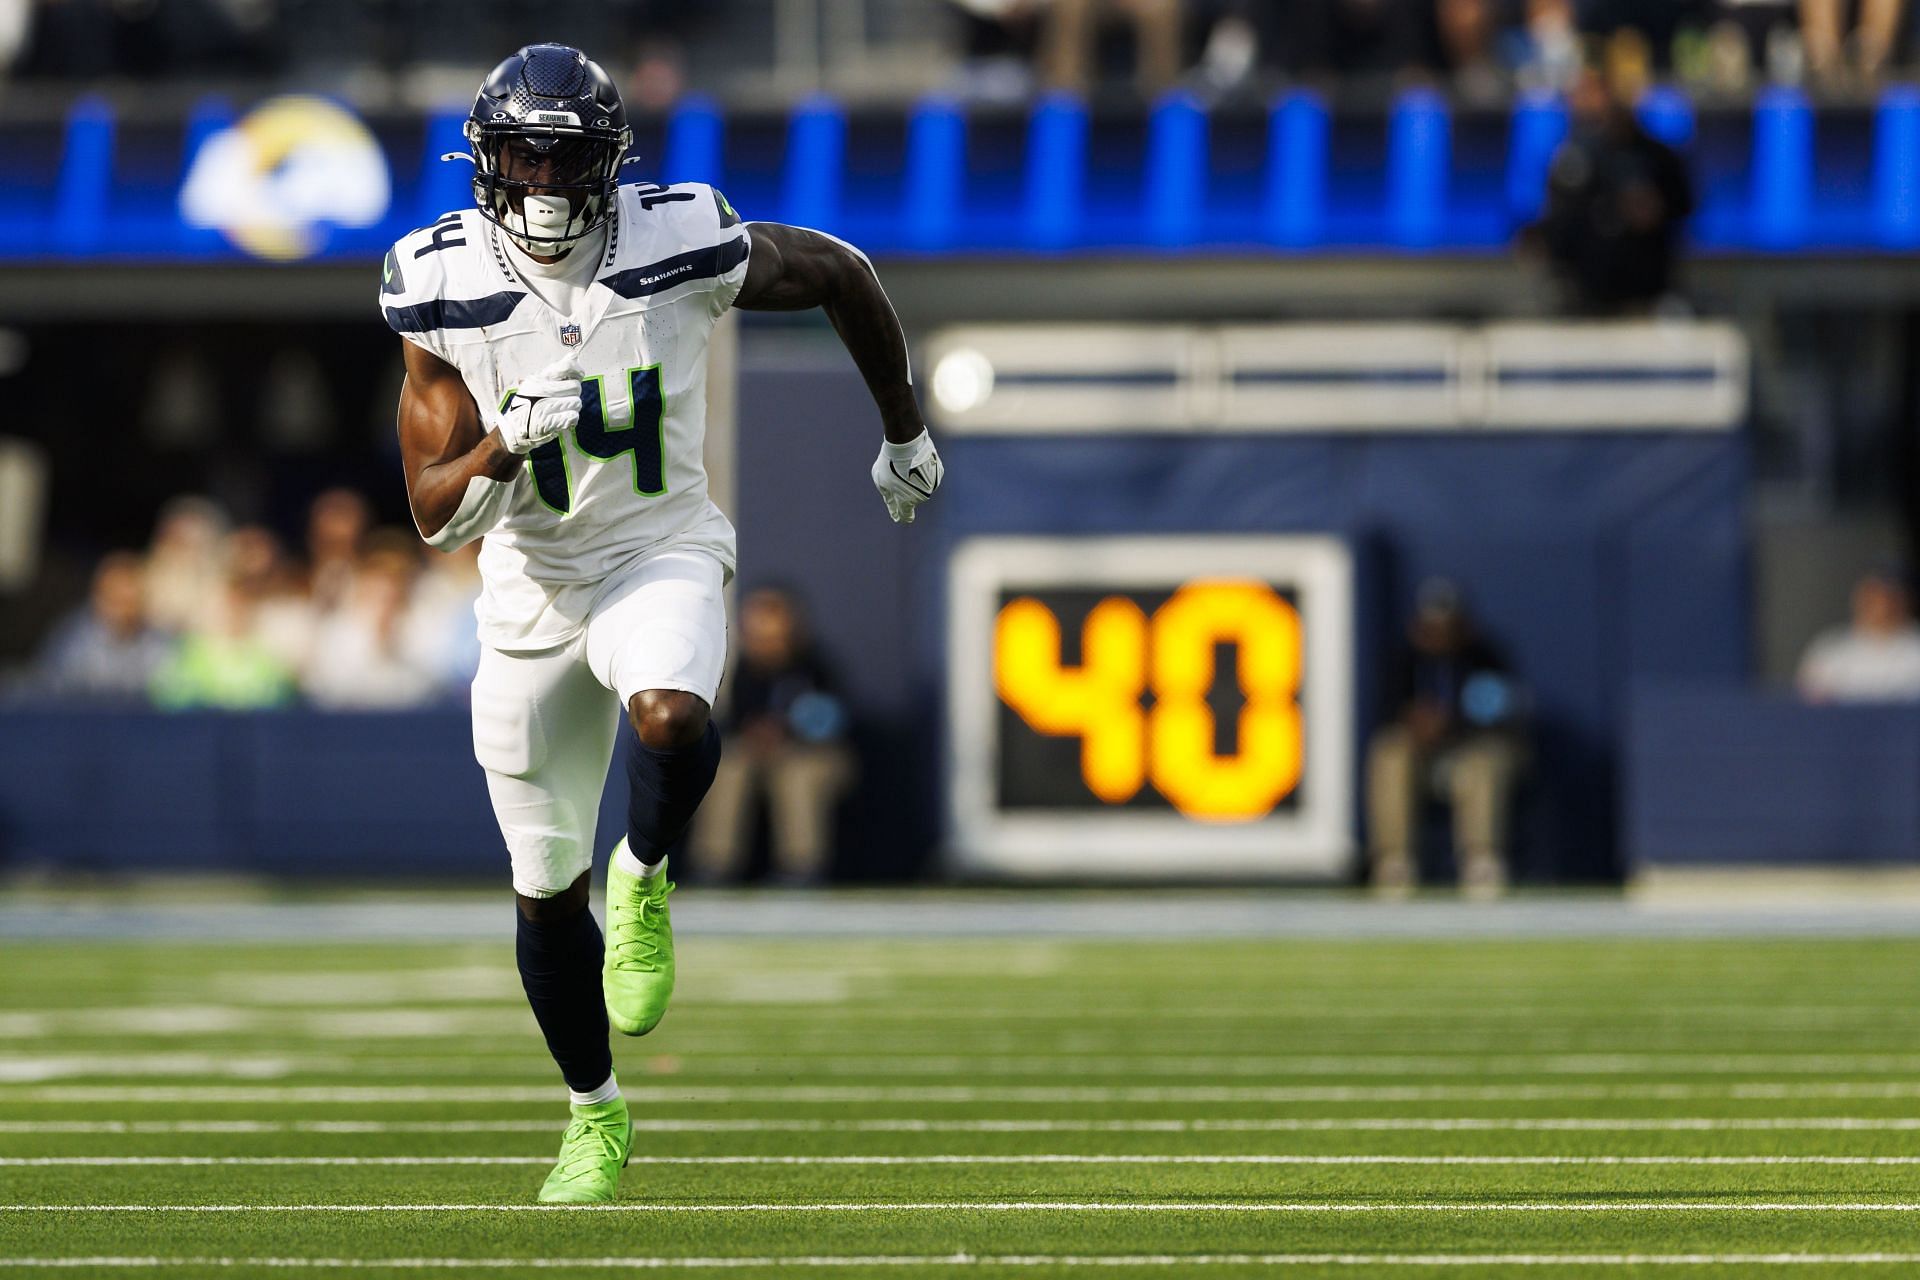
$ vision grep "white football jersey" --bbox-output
[380,182,749,650]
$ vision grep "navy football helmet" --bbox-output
[465,43,631,251]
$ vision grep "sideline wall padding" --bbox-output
[1629,689,1920,866]
[0,709,499,876]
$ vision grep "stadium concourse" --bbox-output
[7,889,1920,1275]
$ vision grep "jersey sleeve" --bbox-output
[702,186,751,314]
[646,183,751,315]
[595,184,752,317]
[377,229,453,363]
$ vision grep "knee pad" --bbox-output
[472,675,550,779]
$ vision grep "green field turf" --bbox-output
[7,928,1920,1276]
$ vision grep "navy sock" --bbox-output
[514,902,612,1095]
[625,720,722,863]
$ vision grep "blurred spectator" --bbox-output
[1366,579,1527,897]
[625,36,688,112]
[17,0,283,80]
[1513,0,1584,93]
[226,524,317,675]
[408,540,485,694]
[143,496,228,636]
[1797,566,1920,702]
[0,0,27,76]
[945,0,1043,101]
[1304,0,1435,83]
[1529,62,1694,314]
[1197,0,1487,93]
[1436,0,1511,102]
[302,531,441,710]
[1041,0,1185,97]
[691,586,855,886]
[32,552,173,703]
[305,488,370,616]
[27,490,486,710]
[1580,0,1712,68]
[1191,3,1261,96]
[150,567,297,710]
[1801,0,1908,88]
[1690,0,1801,93]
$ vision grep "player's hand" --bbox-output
[871,429,944,524]
[497,359,584,455]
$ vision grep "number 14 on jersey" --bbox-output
[502,364,666,514]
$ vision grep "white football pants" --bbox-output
[469,547,728,898]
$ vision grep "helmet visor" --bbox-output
[492,135,616,191]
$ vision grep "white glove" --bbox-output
[496,358,583,455]
[871,429,944,524]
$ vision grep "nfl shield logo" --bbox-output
[559,324,582,347]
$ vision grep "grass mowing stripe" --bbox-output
[19,1155,1920,1167]
[13,1254,1920,1269]
[35,1052,1920,1079]
[21,1117,1920,1134]
[35,1084,1920,1103]
[29,1030,1920,1053]
[16,1202,1920,1214]
[20,1006,1920,1027]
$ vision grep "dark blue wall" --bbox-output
[731,356,945,880]
[0,709,500,876]
[735,355,1750,882]
[1629,689,1920,865]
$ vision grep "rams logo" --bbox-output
[180,96,391,261]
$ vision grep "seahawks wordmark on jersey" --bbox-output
[381,182,749,650]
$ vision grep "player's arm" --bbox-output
[734,221,943,523]
[396,340,517,543]
[395,341,582,547]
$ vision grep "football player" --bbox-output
[379,43,942,1203]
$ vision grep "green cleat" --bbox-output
[536,1095,632,1204]
[604,839,676,1036]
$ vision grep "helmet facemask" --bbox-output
[468,126,629,256]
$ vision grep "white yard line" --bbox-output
[588,1006,1920,1028]
[29,1083,1920,1103]
[9,1201,1920,1214]
[27,1052,1920,1080]
[13,1116,1920,1134]
[0,1056,330,1084]
[8,1253,1920,1269]
[11,1154,1920,1167]
[22,1028,1919,1058]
